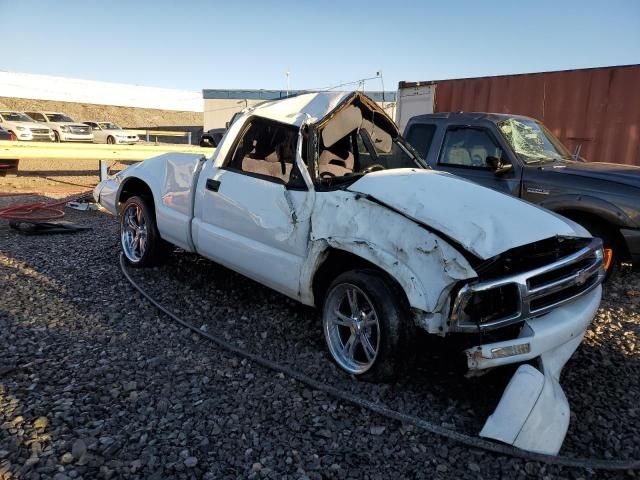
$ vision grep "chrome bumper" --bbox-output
[450,238,605,332]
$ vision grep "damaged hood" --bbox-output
[347,169,586,260]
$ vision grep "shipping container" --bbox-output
[398,64,640,166]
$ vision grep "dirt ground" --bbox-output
[0,97,202,129]
[0,176,638,479]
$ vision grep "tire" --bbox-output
[53,131,60,143]
[8,131,16,141]
[107,136,115,145]
[579,220,620,281]
[322,269,414,382]
[120,196,168,267]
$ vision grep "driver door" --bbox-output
[436,126,520,196]
[192,117,314,299]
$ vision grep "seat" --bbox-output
[242,140,294,183]
[318,149,354,177]
[469,145,488,167]
[446,146,471,166]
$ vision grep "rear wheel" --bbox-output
[322,270,413,382]
[120,196,167,267]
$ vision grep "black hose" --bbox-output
[120,253,639,471]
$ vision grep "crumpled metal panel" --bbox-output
[346,168,587,260]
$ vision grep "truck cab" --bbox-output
[404,112,640,276]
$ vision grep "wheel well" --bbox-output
[312,248,410,309]
[556,208,628,259]
[119,178,155,214]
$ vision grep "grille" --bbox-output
[450,237,605,332]
[31,129,50,135]
[69,126,90,134]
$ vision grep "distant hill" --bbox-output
[0,97,202,129]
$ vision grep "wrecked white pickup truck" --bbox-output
[95,91,604,455]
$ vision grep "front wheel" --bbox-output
[322,270,413,382]
[107,136,115,144]
[120,196,167,267]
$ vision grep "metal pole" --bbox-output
[286,70,290,97]
[146,131,149,142]
[188,132,192,145]
[99,159,108,181]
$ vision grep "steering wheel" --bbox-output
[319,171,335,179]
[362,164,385,174]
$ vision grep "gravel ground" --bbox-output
[0,191,638,479]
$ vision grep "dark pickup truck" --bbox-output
[404,112,640,277]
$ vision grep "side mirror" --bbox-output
[486,155,501,169]
[495,163,513,175]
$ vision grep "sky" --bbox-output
[1,0,639,93]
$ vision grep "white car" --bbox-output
[25,111,93,143]
[0,111,55,141]
[83,121,139,145]
[94,91,604,455]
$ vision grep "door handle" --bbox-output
[206,179,221,192]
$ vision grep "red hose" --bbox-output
[0,191,92,221]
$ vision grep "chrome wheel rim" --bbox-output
[323,283,381,374]
[121,203,147,263]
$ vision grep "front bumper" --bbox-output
[115,137,139,144]
[16,132,54,141]
[465,284,601,371]
[621,227,640,265]
[476,285,601,454]
[61,133,93,142]
[93,178,120,216]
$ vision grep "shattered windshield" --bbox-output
[497,118,573,164]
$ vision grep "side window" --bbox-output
[405,123,436,159]
[27,112,45,122]
[224,118,305,188]
[439,127,504,168]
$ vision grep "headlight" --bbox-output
[60,126,69,132]
[451,283,520,328]
[16,126,26,131]
[594,247,604,261]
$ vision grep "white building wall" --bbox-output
[0,71,202,112]
[204,98,396,130]
[203,99,264,130]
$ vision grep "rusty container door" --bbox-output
[433,65,640,166]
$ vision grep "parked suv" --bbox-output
[25,111,93,143]
[0,111,55,141]
[404,113,640,278]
